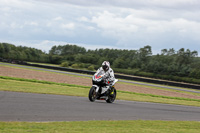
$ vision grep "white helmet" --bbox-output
[102,61,110,71]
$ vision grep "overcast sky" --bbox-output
[1,0,200,54]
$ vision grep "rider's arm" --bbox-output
[108,68,115,82]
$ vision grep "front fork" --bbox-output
[92,85,99,93]
[92,85,100,97]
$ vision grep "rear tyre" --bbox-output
[88,86,97,102]
[106,88,116,103]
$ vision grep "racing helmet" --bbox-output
[102,61,110,71]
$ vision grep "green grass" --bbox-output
[0,77,88,97]
[0,120,200,133]
[0,76,200,107]
[27,62,60,67]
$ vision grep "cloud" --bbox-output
[78,16,89,22]
[53,16,63,21]
[0,0,33,9]
[61,23,75,30]
[38,0,200,10]
[91,11,138,38]
[91,10,198,36]
[0,0,200,55]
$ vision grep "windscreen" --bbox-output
[96,70,105,79]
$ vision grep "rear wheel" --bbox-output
[88,86,97,102]
[106,88,116,103]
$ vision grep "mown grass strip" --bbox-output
[118,90,200,102]
[0,78,89,97]
[0,76,89,88]
[0,120,200,133]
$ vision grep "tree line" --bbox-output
[1,42,200,84]
[0,43,49,62]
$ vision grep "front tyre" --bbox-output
[88,86,97,102]
[106,88,116,103]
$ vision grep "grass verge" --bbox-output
[118,81,200,97]
[0,76,200,106]
[0,76,88,97]
[0,120,200,133]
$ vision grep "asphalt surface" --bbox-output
[0,91,200,122]
[1,62,200,94]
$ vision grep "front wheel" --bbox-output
[88,86,97,102]
[106,88,117,103]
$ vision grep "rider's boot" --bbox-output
[109,87,114,97]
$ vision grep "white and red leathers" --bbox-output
[95,66,115,86]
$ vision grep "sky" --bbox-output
[0,0,200,55]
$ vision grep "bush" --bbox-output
[71,63,79,69]
[88,65,95,71]
[60,61,69,67]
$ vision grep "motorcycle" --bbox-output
[88,70,118,103]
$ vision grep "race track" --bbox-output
[0,91,200,121]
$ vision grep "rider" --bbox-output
[95,61,115,95]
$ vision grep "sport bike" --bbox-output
[88,70,118,103]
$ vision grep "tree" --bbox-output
[176,48,198,65]
[49,45,62,55]
[0,43,4,57]
[161,49,168,55]
[138,45,152,62]
[49,55,63,64]
[112,58,127,68]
